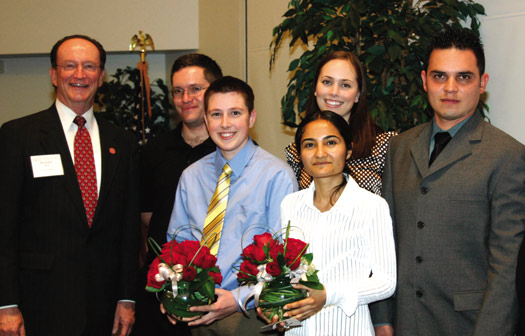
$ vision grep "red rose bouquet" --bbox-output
[146,239,222,319]
[237,222,321,321]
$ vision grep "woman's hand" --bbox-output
[256,307,286,332]
[282,283,326,321]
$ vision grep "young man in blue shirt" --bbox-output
[166,76,298,335]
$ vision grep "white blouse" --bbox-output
[280,176,396,336]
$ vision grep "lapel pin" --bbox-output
[109,147,116,154]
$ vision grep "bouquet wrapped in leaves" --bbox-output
[145,239,222,319]
[237,222,321,321]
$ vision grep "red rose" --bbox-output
[242,244,266,262]
[266,261,282,277]
[285,238,307,269]
[238,260,259,279]
[209,271,223,285]
[146,258,165,289]
[162,250,186,266]
[176,241,202,264]
[269,243,284,261]
[161,240,178,252]
[191,245,212,268]
[183,266,197,281]
[200,254,217,269]
[253,232,275,248]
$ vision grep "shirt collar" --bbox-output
[55,99,95,132]
[431,115,471,139]
[214,138,256,179]
[304,174,359,212]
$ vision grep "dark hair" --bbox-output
[295,110,352,205]
[204,76,254,112]
[426,26,485,75]
[50,35,106,70]
[170,53,223,86]
[305,51,377,159]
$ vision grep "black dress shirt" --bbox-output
[140,123,215,249]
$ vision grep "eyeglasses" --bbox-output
[56,63,101,73]
[171,86,208,99]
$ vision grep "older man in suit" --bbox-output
[374,27,525,336]
[0,35,140,336]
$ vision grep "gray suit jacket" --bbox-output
[380,112,525,335]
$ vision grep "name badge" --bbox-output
[31,154,64,178]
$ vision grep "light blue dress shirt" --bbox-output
[167,139,298,309]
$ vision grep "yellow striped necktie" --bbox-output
[202,163,232,255]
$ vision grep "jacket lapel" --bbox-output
[93,117,120,225]
[410,122,433,178]
[39,107,88,226]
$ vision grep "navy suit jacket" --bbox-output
[0,106,140,336]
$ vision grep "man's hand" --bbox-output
[281,284,326,321]
[112,302,135,336]
[186,288,238,326]
[374,325,394,336]
[160,303,200,325]
[0,307,25,336]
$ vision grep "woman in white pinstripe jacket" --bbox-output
[276,111,396,336]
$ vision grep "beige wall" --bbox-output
[480,0,525,144]
[0,0,198,54]
[198,0,246,79]
[246,0,299,159]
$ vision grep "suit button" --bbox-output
[417,221,425,228]
[416,256,423,263]
[416,290,423,297]
[420,186,429,194]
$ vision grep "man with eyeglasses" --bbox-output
[132,54,222,336]
[0,35,140,336]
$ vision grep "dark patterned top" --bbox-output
[285,131,397,194]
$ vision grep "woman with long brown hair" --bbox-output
[285,51,396,195]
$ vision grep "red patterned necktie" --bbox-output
[73,116,98,227]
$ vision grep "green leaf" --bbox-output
[145,284,166,293]
[303,253,313,264]
[366,44,385,56]
[288,58,300,72]
[277,252,286,267]
[472,3,486,15]
[387,44,403,61]
[283,8,296,17]
[300,273,323,290]
[317,44,327,56]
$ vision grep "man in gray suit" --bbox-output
[375,27,525,335]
